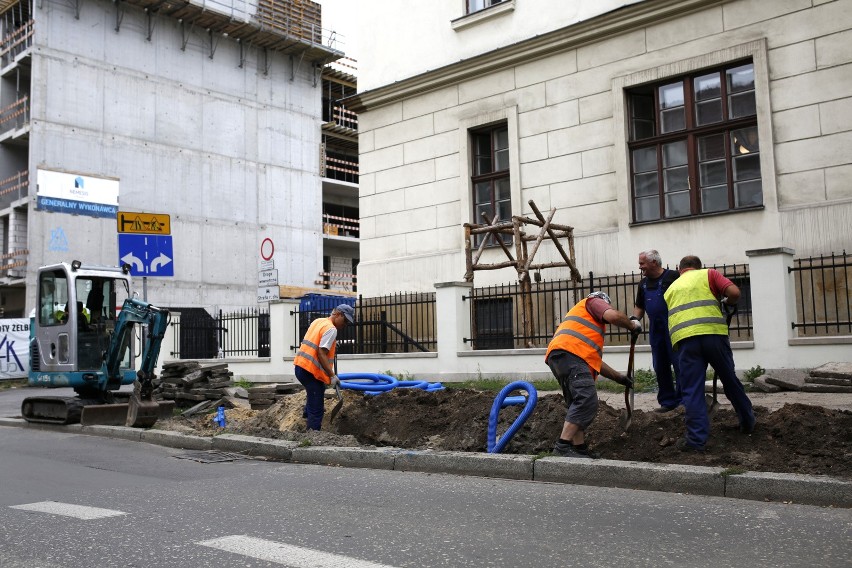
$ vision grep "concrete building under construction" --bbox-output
[0,0,351,316]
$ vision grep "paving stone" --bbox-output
[810,362,852,380]
[800,383,852,393]
[805,376,852,386]
[765,373,806,391]
[725,471,852,507]
[754,375,782,393]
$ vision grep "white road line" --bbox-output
[197,535,399,568]
[9,501,127,520]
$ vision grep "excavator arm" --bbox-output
[104,298,170,397]
[104,298,171,427]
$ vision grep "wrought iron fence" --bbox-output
[170,307,270,359]
[292,292,437,355]
[465,263,753,350]
[789,250,851,336]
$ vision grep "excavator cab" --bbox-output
[31,262,134,396]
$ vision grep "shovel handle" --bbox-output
[623,332,638,418]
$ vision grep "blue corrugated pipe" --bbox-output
[338,373,445,395]
[487,381,538,453]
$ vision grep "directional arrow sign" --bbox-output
[118,234,174,277]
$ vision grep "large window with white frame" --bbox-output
[471,123,511,246]
[627,61,762,223]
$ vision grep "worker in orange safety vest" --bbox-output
[294,304,355,430]
[545,292,642,459]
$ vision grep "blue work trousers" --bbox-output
[294,365,327,430]
[677,334,754,448]
[643,278,681,408]
[649,321,681,409]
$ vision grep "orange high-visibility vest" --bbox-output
[294,317,336,384]
[545,299,606,374]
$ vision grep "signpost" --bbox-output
[258,238,278,303]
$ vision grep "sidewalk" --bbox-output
[594,390,852,413]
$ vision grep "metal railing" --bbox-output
[789,250,851,336]
[315,271,357,292]
[0,19,33,66]
[322,212,358,238]
[0,96,29,133]
[465,264,753,349]
[321,146,359,184]
[171,307,269,359]
[293,292,437,355]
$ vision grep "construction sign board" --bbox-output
[117,211,171,234]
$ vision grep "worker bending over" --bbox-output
[546,292,642,458]
[293,304,355,430]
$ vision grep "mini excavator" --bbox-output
[23,261,173,427]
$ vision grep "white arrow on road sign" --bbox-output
[120,252,144,272]
[150,253,173,273]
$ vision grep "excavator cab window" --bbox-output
[75,276,132,370]
[38,270,69,327]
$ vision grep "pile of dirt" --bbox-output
[157,388,852,479]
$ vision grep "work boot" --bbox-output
[675,438,706,453]
[739,416,756,434]
[654,406,677,413]
[572,443,600,459]
[552,440,589,459]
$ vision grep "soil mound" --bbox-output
[158,389,852,478]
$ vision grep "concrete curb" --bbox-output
[212,434,298,461]
[394,450,535,480]
[2,418,849,508]
[535,457,726,496]
[140,429,213,450]
[725,471,852,507]
[291,446,396,470]
[81,425,144,442]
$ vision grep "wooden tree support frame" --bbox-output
[463,199,582,347]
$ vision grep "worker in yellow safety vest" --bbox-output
[293,304,355,430]
[545,292,642,459]
[664,255,754,452]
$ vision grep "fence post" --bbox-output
[269,299,300,373]
[745,247,796,364]
[434,282,473,372]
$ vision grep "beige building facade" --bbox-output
[348,0,852,297]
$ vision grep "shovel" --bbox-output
[329,354,343,423]
[329,383,343,423]
[706,303,738,416]
[618,332,638,431]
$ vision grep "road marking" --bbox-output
[9,501,127,520]
[197,535,399,568]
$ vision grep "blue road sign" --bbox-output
[118,234,174,277]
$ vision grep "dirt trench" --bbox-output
[158,388,852,479]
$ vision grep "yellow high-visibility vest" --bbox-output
[664,269,728,347]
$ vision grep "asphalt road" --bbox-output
[1,422,850,567]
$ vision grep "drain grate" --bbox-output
[173,450,250,463]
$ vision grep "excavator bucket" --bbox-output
[79,399,174,427]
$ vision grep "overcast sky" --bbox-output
[318,0,362,62]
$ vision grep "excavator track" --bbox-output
[22,396,174,426]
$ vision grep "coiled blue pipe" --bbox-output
[487,381,538,454]
[338,373,445,395]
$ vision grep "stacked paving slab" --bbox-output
[753,362,852,393]
[247,383,301,410]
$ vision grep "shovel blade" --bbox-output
[705,394,719,416]
[328,385,343,423]
[618,409,632,430]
